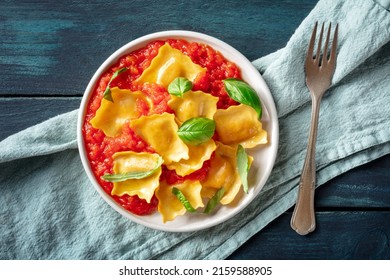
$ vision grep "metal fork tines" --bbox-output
[291,22,339,235]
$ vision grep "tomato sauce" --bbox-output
[83,39,241,215]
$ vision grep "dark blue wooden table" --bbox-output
[1,0,389,259]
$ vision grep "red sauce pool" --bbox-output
[83,39,241,215]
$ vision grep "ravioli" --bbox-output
[111,151,162,203]
[156,180,204,222]
[90,87,152,137]
[214,104,267,148]
[167,139,216,176]
[130,113,189,164]
[201,142,241,205]
[136,43,206,88]
[84,38,269,222]
[168,90,219,124]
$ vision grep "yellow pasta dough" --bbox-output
[214,104,267,148]
[130,113,189,164]
[167,139,216,176]
[90,87,152,137]
[111,151,162,203]
[201,142,241,205]
[156,180,204,222]
[168,90,219,124]
[136,43,206,88]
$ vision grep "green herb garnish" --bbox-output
[204,187,225,214]
[103,86,113,102]
[223,78,262,118]
[172,187,197,212]
[237,144,250,193]
[102,156,163,182]
[103,67,128,101]
[168,77,193,97]
[177,117,215,145]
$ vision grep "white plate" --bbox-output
[77,30,279,232]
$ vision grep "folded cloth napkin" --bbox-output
[1,0,389,260]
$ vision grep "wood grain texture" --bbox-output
[316,156,390,209]
[0,0,316,96]
[0,97,80,141]
[228,211,390,259]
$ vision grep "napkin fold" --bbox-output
[1,0,389,260]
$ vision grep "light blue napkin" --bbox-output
[1,0,389,260]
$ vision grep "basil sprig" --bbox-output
[223,78,262,118]
[168,77,193,97]
[172,186,225,215]
[237,144,250,193]
[177,117,215,145]
[204,187,225,214]
[103,67,128,102]
[172,187,197,212]
[102,156,163,182]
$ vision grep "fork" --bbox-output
[290,22,338,235]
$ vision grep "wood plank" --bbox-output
[0,0,318,96]
[228,211,390,259]
[0,97,80,141]
[315,155,390,209]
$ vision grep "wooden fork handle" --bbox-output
[291,94,322,235]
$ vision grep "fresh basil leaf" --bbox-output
[223,78,262,118]
[237,144,250,193]
[103,86,113,102]
[172,187,196,212]
[111,67,128,80]
[168,77,193,97]
[103,67,128,101]
[204,187,225,214]
[177,117,215,145]
[102,156,163,182]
